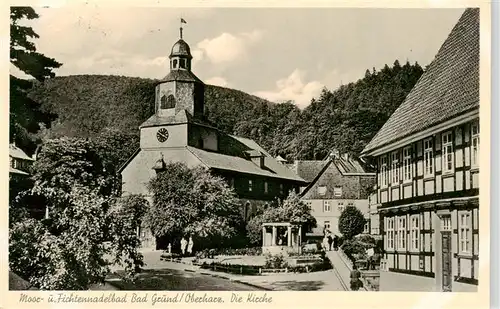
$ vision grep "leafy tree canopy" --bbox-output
[338,205,366,240]
[9,137,147,290]
[10,6,61,155]
[146,162,244,247]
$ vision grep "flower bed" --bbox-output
[198,251,332,276]
[195,247,262,259]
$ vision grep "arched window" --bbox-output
[166,95,176,108]
[160,95,168,109]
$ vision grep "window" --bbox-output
[397,217,406,250]
[306,201,312,210]
[442,132,454,173]
[347,201,354,207]
[248,180,253,192]
[264,182,269,194]
[317,186,327,196]
[180,59,186,69]
[338,202,344,213]
[166,95,176,108]
[363,222,369,234]
[471,123,480,167]
[441,216,452,231]
[280,184,284,195]
[410,215,420,250]
[403,146,412,182]
[459,213,471,254]
[333,186,342,197]
[381,156,388,187]
[391,151,400,184]
[387,217,395,250]
[173,59,178,68]
[323,200,331,212]
[160,95,168,109]
[423,138,434,177]
[229,178,235,188]
[324,221,331,230]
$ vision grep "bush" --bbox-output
[195,247,262,259]
[264,253,288,269]
[341,239,370,263]
[200,262,261,275]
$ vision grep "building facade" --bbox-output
[361,9,479,292]
[119,29,306,250]
[293,153,376,237]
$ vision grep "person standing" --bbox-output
[180,237,187,256]
[366,246,375,270]
[333,235,339,251]
[187,236,194,256]
[350,264,363,291]
[327,235,333,251]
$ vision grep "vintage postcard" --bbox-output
[1,0,492,308]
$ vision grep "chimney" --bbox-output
[342,153,349,161]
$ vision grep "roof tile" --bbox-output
[362,8,479,154]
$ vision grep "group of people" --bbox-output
[322,233,339,251]
[180,236,194,256]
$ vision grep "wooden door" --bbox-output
[441,232,452,292]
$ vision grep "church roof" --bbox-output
[362,8,479,155]
[170,39,192,59]
[160,70,203,83]
[186,146,306,183]
[140,109,191,128]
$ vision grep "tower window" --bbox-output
[172,59,178,69]
[166,95,176,108]
[160,94,176,109]
[160,95,167,109]
[180,59,186,69]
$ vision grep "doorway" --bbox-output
[441,215,452,292]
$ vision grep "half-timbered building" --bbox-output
[360,8,479,292]
[293,152,376,237]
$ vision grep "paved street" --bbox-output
[107,268,262,291]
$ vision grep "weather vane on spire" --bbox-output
[180,17,187,39]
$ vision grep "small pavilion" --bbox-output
[262,222,302,255]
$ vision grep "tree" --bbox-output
[10,7,62,155]
[246,192,316,246]
[146,162,244,249]
[338,206,366,240]
[9,137,147,290]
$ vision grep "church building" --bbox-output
[119,27,307,249]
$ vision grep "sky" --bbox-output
[12,6,465,108]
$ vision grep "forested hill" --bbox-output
[27,75,273,139]
[26,60,423,163]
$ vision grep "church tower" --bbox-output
[153,26,205,120]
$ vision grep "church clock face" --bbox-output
[156,128,169,143]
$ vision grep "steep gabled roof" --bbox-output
[9,144,33,161]
[362,8,479,155]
